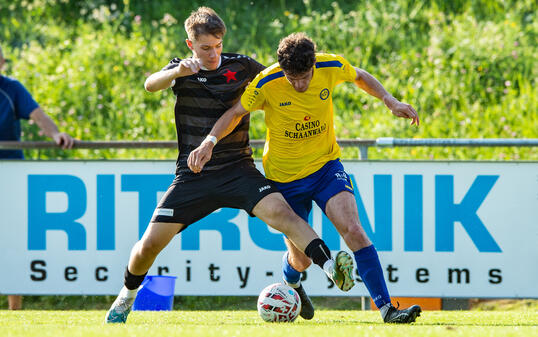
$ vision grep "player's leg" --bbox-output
[283,239,312,283]
[250,191,353,291]
[312,159,420,323]
[278,196,313,287]
[282,238,314,319]
[105,221,184,323]
[224,161,355,292]
[252,192,318,251]
[268,166,355,295]
[128,221,185,274]
[325,190,421,323]
[276,195,316,320]
[106,176,213,324]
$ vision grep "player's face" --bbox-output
[284,68,313,93]
[187,34,223,71]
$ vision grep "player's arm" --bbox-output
[187,101,249,173]
[144,58,203,92]
[208,100,250,143]
[354,67,419,126]
[29,107,75,149]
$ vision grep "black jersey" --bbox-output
[163,53,265,177]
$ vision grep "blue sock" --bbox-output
[282,251,302,284]
[354,245,391,308]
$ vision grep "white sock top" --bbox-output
[285,279,301,288]
[379,302,393,319]
[119,286,138,299]
[322,259,335,278]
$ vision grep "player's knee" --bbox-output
[343,223,367,241]
[137,238,163,258]
[265,202,295,227]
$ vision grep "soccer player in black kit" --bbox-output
[105,7,355,323]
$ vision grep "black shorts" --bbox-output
[151,160,277,229]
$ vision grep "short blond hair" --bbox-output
[184,7,226,41]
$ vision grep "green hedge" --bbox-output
[1,0,536,160]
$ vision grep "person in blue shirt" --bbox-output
[0,45,74,310]
[0,45,74,160]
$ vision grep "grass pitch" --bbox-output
[1,310,537,337]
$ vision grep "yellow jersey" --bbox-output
[240,53,357,183]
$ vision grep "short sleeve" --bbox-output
[334,54,357,84]
[162,57,181,71]
[240,74,266,112]
[161,58,181,91]
[13,80,39,119]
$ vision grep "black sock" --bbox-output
[124,267,147,290]
[304,238,332,268]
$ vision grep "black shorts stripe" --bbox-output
[177,96,228,109]
[175,106,228,119]
[175,87,216,100]
[176,115,219,128]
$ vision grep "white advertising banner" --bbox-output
[0,160,536,298]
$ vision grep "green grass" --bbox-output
[3,295,538,311]
[0,295,373,311]
[0,310,536,337]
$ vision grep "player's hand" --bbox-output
[52,132,75,149]
[178,58,203,76]
[188,139,214,174]
[384,96,420,126]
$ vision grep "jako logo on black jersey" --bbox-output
[279,101,291,107]
[197,77,207,83]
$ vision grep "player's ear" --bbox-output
[185,39,194,51]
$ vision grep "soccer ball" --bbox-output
[257,283,301,322]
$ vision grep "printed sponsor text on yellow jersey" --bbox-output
[240,53,356,183]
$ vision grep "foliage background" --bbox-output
[1,0,536,160]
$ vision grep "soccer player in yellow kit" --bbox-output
[105,13,356,323]
[189,32,421,323]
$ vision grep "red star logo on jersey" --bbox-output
[223,69,237,83]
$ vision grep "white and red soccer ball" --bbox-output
[257,283,302,322]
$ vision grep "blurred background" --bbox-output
[1,0,537,312]
[1,0,536,159]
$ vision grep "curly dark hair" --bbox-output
[277,33,316,75]
[184,7,226,41]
